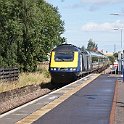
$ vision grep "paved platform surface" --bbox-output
[32,74,116,124]
[115,79,124,124]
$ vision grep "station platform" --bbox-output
[0,74,119,124]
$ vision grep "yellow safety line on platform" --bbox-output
[16,74,100,124]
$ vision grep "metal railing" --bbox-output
[0,68,19,82]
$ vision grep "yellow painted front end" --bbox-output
[50,51,78,68]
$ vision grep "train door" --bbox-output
[82,53,85,71]
[83,54,87,71]
[87,53,92,71]
[87,56,89,70]
[88,55,92,70]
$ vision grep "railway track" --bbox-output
[0,82,65,115]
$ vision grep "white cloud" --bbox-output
[80,0,123,11]
[82,20,124,31]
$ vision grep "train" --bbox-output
[49,44,109,83]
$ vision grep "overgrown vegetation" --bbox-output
[0,0,65,72]
[108,55,115,65]
[0,64,50,93]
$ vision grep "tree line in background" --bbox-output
[0,0,65,72]
[81,39,98,52]
[81,39,117,64]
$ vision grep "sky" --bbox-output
[46,0,124,53]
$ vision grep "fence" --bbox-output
[0,68,19,82]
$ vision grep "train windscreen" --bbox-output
[55,51,74,62]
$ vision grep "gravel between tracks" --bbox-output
[0,88,51,114]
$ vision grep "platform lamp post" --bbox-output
[123,50,124,82]
[114,28,124,74]
[111,13,124,81]
[110,13,123,49]
[113,28,123,49]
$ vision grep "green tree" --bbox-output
[0,0,65,71]
[0,0,19,67]
[36,0,65,62]
[108,56,115,64]
[113,52,118,59]
[87,39,98,51]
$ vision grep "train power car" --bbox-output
[49,44,109,83]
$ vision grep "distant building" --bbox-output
[104,52,113,56]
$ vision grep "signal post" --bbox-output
[122,50,124,82]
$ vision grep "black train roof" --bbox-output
[52,44,108,58]
[52,44,81,52]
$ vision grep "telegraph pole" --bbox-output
[123,50,124,82]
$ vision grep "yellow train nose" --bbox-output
[50,52,78,68]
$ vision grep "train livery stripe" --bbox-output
[50,52,78,68]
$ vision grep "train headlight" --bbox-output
[51,68,57,71]
[70,68,76,71]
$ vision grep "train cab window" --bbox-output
[55,51,74,62]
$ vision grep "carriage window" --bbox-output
[55,52,74,62]
[92,56,98,63]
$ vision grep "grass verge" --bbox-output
[0,64,51,93]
